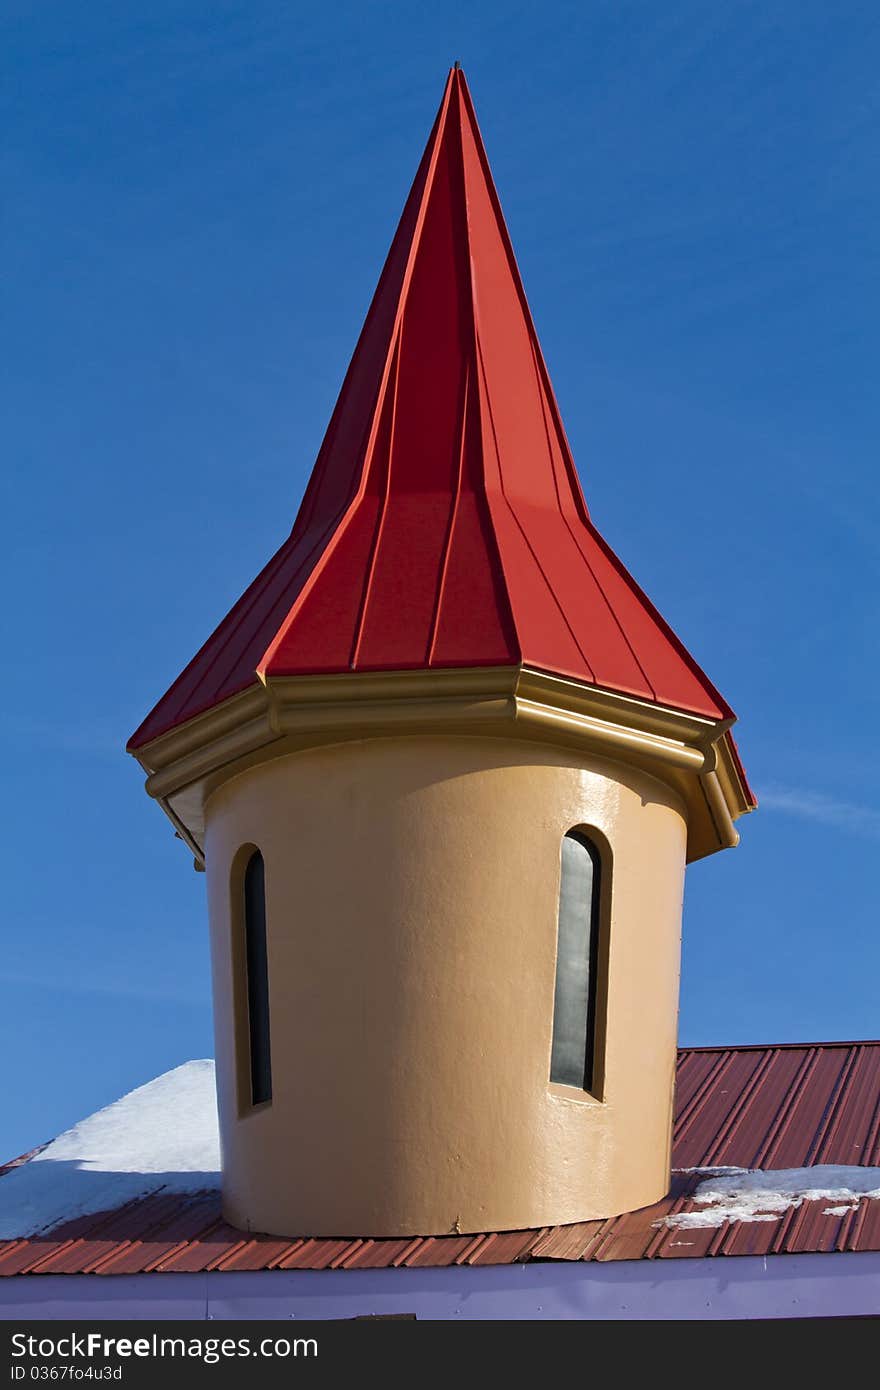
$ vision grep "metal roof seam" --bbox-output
[753,1047,820,1168]
[811,1044,862,1164]
[266,1239,306,1271]
[770,1198,805,1257]
[835,1201,861,1254]
[348,343,401,670]
[426,367,469,666]
[457,1233,490,1265]
[845,1199,870,1253]
[673,1049,735,1143]
[573,1225,609,1262]
[330,1240,364,1270]
[393,1237,425,1268]
[864,1084,880,1165]
[707,1221,731,1258]
[339,1239,372,1270]
[22,1240,81,1277]
[582,1217,620,1263]
[704,1046,779,1165]
[206,1240,252,1273]
[0,1242,27,1272]
[274,1238,319,1271]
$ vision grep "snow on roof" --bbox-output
[3,1047,880,1249]
[0,1061,219,1240]
[660,1164,880,1230]
[3,1045,880,1267]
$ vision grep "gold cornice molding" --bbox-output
[129,665,753,866]
[715,730,755,822]
[515,668,725,748]
[127,684,270,772]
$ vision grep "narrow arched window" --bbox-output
[243,850,272,1106]
[550,832,602,1092]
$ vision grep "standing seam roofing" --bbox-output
[129,67,736,753]
[3,1043,879,1276]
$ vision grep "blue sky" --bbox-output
[2,1,878,1158]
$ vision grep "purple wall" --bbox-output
[1,1252,879,1320]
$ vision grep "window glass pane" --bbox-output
[550,833,600,1090]
[244,851,272,1106]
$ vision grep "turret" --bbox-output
[128,68,754,1238]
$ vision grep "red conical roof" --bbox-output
[129,68,733,752]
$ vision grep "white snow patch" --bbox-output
[673,1166,749,1176]
[659,1165,880,1230]
[663,1207,779,1230]
[0,1061,220,1239]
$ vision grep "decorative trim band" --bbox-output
[128,665,753,866]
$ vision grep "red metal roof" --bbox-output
[4,1042,879,1276]
[129,67,735,752]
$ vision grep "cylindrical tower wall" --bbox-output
[205,734,687,1236]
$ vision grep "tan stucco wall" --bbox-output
[204,734,688,1237]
